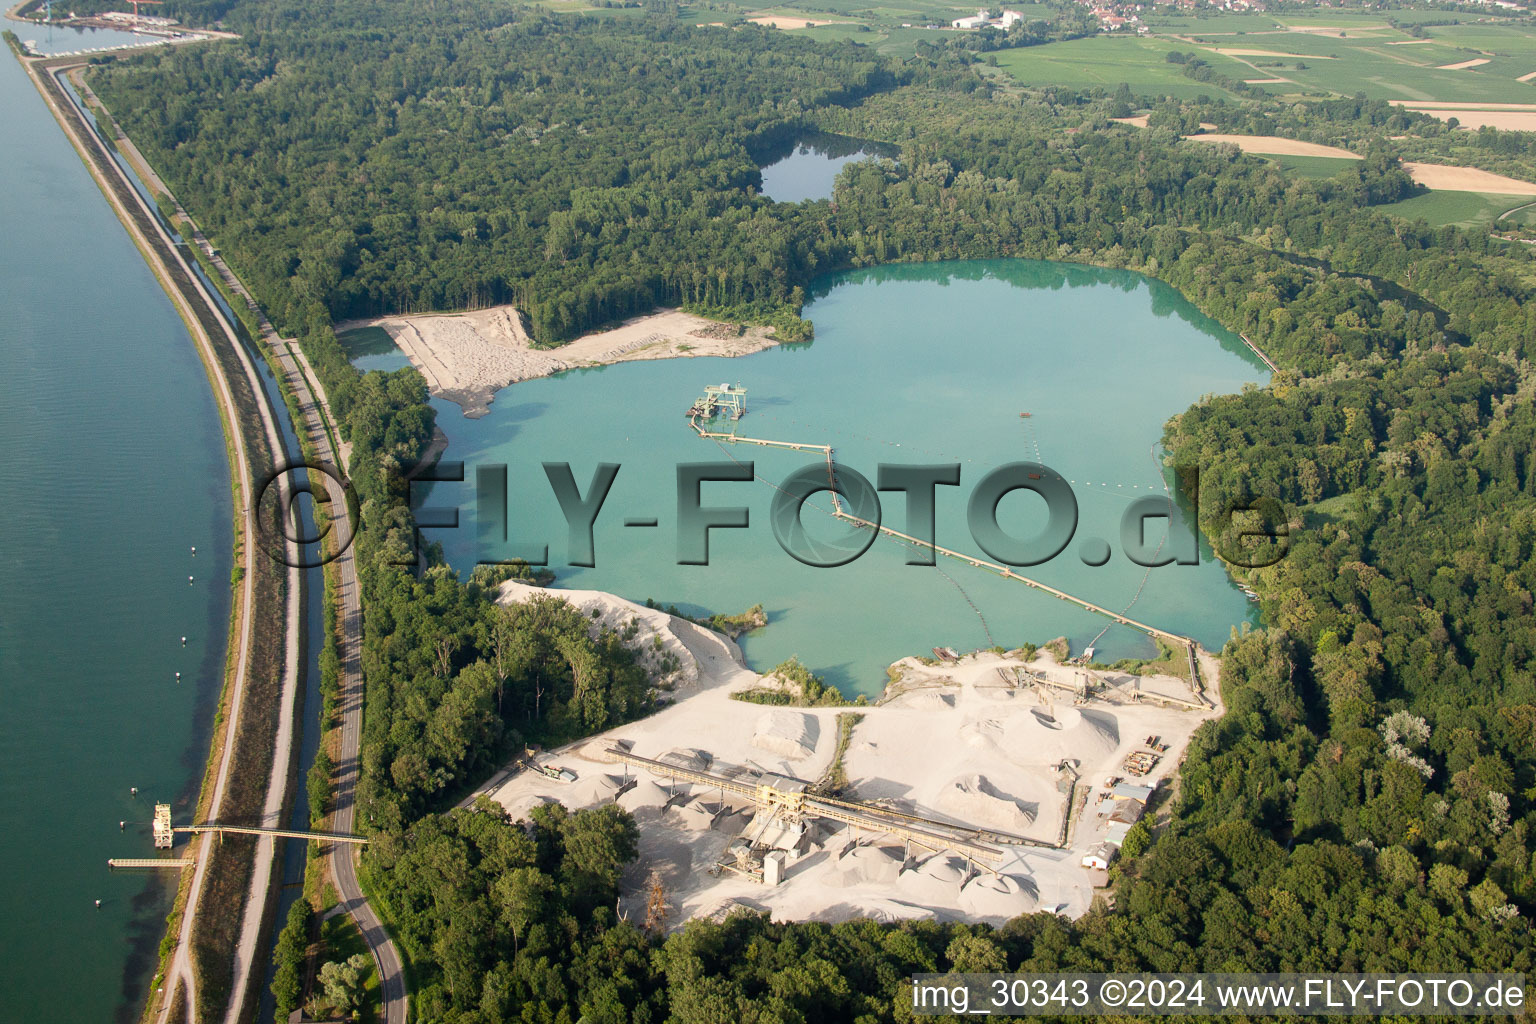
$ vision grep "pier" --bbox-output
[829,503,1196,650]
[144,801,369,848]
[108,859,194,870]
[831,484,1207,702]
[1238,333,1280,375]
[688,421,832,455]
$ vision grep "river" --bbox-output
[2,23,328,1022]
[0,32,231,1023]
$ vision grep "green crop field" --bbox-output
[1143,13,1279,32]
[994,35,1253,99]
[1136,10,1536,105]
[1265,155,1363,179]
[1505,201,1536,228]
[1376,190,1530,229]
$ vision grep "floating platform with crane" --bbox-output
[686,382,748,422]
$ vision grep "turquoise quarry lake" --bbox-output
[357,259,1268,698]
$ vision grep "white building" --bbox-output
[952,8,988,28]
[1000,10,1024,27]
[1082,842,1115,870]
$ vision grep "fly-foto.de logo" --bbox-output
[330,459,1288,573]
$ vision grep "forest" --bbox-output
[76,0,1536,1020]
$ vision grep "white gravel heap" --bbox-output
[960,872,1038,918]
[659,747,712,772]
[668,799,720,831]
[940,774,1037,833]
[829,844,906,888]
[617,779,674,813]
[961,706,1119,765]
[751,710,820,760]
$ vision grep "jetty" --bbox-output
[108,859,194,870]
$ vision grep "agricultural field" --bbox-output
[993,35,1253,99]
[1505,199,1536,228]
[1138,10,1536,105]
[1375,190,1533,229]
[1263,154,1364,179]
[736,0,1059,55]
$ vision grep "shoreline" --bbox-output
[339,305,781,417]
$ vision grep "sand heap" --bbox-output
[347,305,779,417]
[939,774,1037,834]
[479,623,1220,929]
[658,747,712,772]
[893,853,972,906]
[569,772,623,806]
[962,706,1119,766]
[897,690,956,711]
[617,779,674,814]
[960,872,1038,918]
[918,853,970,884]
[667,798,720,831]
[502,792,557,821]
[751,710,819,760]
[829,844,906,888]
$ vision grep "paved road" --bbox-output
[203,228,408,1024]
[264,334,410,1024]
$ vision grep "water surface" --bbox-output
[407,259,1267,697]
[757,130,899,203]
[4,12,174,54]
[0,42,231,1023]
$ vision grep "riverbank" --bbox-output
[16,48,302,1024]
[475,581,1220,926]
[338,305,780,417]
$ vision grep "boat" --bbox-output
[932,646,960,663]
[1019,411,1031,418]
